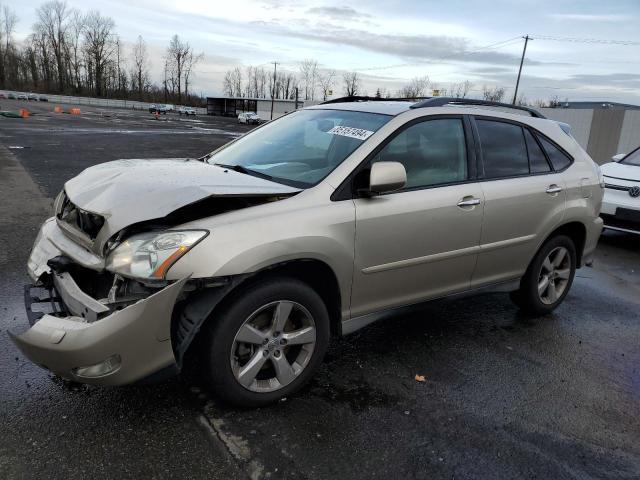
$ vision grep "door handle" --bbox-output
[457,197,481,208]
[546,185,563,194]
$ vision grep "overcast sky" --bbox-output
[14,0,640,103]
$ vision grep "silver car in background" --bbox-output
[238,111,260,124]
[11,98,603,407]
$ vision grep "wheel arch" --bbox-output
[174,258,344,369]
[539,221,587,267]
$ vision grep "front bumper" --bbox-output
[11,220,188,385]
[601,185,640,234]
[11,278,186,385]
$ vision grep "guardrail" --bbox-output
[3,91,207,115]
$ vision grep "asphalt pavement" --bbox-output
[0,98,639,479]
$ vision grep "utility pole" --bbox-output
[513,35,531,105]
[270,61,278,120]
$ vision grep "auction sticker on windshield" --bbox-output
[328,126,374,141]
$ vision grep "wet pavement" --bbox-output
[1,99,639,479]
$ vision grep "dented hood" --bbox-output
[64,158,299,244]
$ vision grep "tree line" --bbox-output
[0,1,204,106]
[222,63,480,103]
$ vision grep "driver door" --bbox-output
[350,117,484,317]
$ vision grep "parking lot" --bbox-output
[1,98,639,479]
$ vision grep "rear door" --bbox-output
[351,116,484,317]
[471,117,567,287]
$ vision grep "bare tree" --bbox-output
[397,76,430,98]
[183,49,203,101]
[166,34,191,103]
[65,9,84,92]
[318,69,335,101]
[36,0,71,91]
[342,71,361,96]
[299,58,318,100]
[223,67,243,97]
[449,80,472,98]
[131,35,149,100]
[481,85,506,102]
[0,4,18,88]
[83,10,115,97]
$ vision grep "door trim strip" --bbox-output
[361,234,535,274]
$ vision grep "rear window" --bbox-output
[538,136,572,171]
[477,120,529,178]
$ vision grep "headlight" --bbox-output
[106,230,208,279]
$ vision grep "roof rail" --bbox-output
[410,97,546,119]
[321,95,430,105]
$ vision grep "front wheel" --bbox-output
[510,235,576,316]
[200,278,330,407]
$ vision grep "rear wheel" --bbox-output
[510,235,576,316]
[201,278,330,407]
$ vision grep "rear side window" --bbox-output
[524,129,551,173]
[538,136,572,171]
[477,120,529,178]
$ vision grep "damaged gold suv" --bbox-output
[11,98,603,406]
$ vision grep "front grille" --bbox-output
[56,192,105,240]
[604,183,630,192]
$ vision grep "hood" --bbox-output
[601,161,640,182]
[64,158,300,245]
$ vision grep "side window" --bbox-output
[524,129,551,173]
[537,136,573,171]
[476,120,529,178]
[371,118,467,189]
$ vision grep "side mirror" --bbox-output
[612,153,625,162]
[368,161,406,195]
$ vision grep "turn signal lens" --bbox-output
[73,354,121,378]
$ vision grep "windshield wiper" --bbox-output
[213,163,273,180]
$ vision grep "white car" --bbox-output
[178,106,196,116]
[238,111,260,125]
[600,146,640,234]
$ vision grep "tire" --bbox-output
[510,234,576,316]
[200,277,330,407]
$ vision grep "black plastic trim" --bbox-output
[410,97,546,119]
[321,96,430,105]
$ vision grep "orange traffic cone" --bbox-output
[19,108,29,118]
[54,106,63,113]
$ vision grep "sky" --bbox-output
[13,0,640,104]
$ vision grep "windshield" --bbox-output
[207,109,391,187]
[622,147,640,166]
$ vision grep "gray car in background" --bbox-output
[11,98,603,407]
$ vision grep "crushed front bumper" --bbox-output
[11,278,186,385]
[10,219,187,385]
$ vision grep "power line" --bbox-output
[531,35,640,46]
[355,36,523,72]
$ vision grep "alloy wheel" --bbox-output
[538,246,571,305]
[230,301,317,393]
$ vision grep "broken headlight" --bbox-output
[106,230,208,279]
